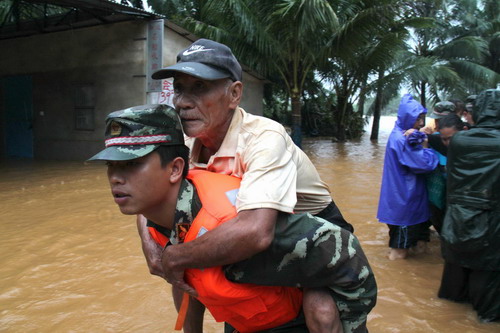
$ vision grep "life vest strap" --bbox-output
[174,292,190,331]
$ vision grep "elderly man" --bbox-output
[138,39,373,333]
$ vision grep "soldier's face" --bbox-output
[107,153,171,216]
[172,73,237,141]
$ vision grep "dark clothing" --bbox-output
[425,150,447,233]
[429,203,445,234]
[316,201,354,233]
[428,133,448,156]
[438,262,500,322]
[440,101,500,271]
[225,311,309,333]
[387,221,431,249]
[439,89,500,322]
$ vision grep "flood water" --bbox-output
[1,117,499,333]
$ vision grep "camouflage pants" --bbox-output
[224,213,377,333]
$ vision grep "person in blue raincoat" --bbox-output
[377,94,439,260]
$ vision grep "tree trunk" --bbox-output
[334,75,351,142]
[370,69,384,141]
[357,79,367,115]
[290,93,302,148]
[335,95,347,142]
[420,81,427,108]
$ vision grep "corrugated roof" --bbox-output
[0,0,163,40]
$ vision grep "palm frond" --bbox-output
[433,36,490,62]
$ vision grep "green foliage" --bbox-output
[402,0,500,103]
[263,84,291,125]
[148,0,500,141]
[1,0,67,25]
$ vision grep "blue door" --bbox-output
[2,76,34,158]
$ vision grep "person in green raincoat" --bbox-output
[438,89,500,323]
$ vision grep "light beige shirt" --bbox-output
[185,108,332,214]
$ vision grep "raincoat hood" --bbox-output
[396,94,427,130]
[472,89,500,129]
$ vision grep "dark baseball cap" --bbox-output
[88,104,184,161]
[152,39,242,82]
[430,101,456,119]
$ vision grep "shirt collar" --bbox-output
[216,107,242,157]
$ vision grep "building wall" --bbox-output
[240,73,264,115]
[0,20,263,160]
[1,21,149,159]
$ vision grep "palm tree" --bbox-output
[178,0,339,147]
[447,0,500,81]
[318,0,403,141]
[402,0,499,105]
[366,0,499,140]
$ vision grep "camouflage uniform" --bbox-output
[167,181,377,333]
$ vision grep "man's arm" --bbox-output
[161,208,278,293]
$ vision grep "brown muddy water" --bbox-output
[1,117,499,333]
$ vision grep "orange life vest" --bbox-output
[148,170,302,333]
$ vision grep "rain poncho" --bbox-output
[377,94,438,226]
[441,89,500,271]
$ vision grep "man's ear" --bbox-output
[228,81,243,109]
[169,157,185,183]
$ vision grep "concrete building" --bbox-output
[0,0,264,160]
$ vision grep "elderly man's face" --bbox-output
[172,73,238,142]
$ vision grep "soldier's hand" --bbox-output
[143,235,166,279]
[137,215,166,279]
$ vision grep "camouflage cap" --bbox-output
[466,95,477,103]
[430,101,456,119]
[465,94,477,112]
[88,104,184,161]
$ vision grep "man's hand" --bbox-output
[162,245,198,297]
[403,128,416,136]
[420,126,434,135]
[136,215,166,279]
[158,208,278,297]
